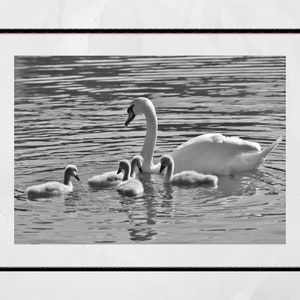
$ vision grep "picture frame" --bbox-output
[1,0,300,296]
[1,28,298,271]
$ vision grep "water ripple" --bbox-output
[15,56,285,244]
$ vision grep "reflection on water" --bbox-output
[14,56,285,244]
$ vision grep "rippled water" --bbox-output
[14,56,286,244]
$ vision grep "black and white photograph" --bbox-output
[14,55,286,244]
[2,0,300,298]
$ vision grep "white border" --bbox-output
[1,33,298,267]
[0,0,300,29]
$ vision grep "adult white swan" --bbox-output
[125,97,282,175]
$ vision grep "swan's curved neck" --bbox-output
[122,166,130,181]
[141,104,157,171]
[164,162,174,182]
[130,161,136,178]
[64,172,72,186]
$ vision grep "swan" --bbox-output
[125,97,283,175]
[116,158,144,197]
[26,165,80,199]
[159,154,218,187]
[88,155,143,188]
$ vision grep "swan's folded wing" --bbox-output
[217,135,261,153]
[44,182,63,193]
[171,133,261,174]
[106,173,121,182]
[173,133,260,155]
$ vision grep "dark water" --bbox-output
[14,56,286,244]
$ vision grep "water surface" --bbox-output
[14,56,286,244]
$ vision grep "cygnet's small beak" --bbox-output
[117,168,122,174]
[138,167,143,173]
[159,165,166,174]
[75,174,80,181]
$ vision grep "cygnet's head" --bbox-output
[131,155,144,173]
[125,97,153,127]
[159,155,173,173]
[65,165,80,181]
[117,159,131,174]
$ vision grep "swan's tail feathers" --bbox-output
[261,135,283,159]
[242,136,283,169]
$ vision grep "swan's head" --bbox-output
[65,165,80,181]
[131,155,144,173]
[159,155,173,173]
[125,97,153,127]
[117,159,131,174]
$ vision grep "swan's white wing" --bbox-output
[171,133,261,174]
[100,171,122,181]
[27,181,65,198]
[88,172,122,189]
[44,182,67,194]
[173,133,261,154]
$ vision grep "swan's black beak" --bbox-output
[117,168,122,174]
[159,165,166,174]
[75,174,80,181]
[125,105,135,127]
[138,167,143,173]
